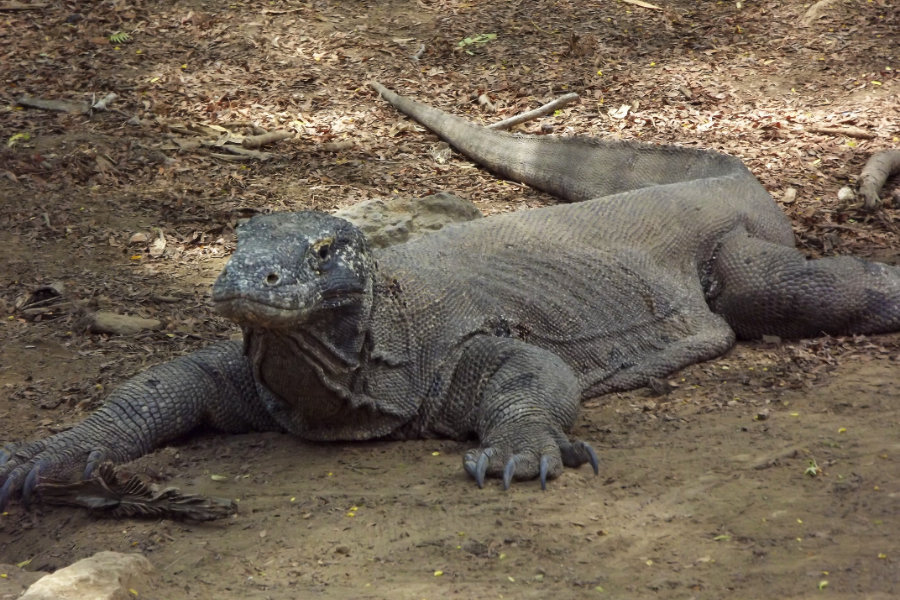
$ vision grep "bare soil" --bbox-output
[1,0,898,598]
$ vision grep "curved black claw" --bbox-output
[539,455,551,491]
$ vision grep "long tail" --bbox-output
[370,82,748,203]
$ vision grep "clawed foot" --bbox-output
[463,439,599,490]
[0,437,112,511]
[0,442,49,509]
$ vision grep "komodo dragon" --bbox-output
[2,83,899,509]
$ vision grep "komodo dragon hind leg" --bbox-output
[433,336,599,489]
[709,228,900,339]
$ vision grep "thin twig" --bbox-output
[620,0,663,11]
[807,126,876,140]
[487,93,580,131]
[0,2,49,10]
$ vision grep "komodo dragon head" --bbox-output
[212,212,374,332]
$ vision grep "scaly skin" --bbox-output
[2,84,898,510]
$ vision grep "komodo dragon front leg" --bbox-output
[427,336,599,489]
[0,341,282,509]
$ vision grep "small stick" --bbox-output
[487,93,580,131]
[242,130,294,148]
[807,126,876,140]
[0,2,49,10]
[620,0,663,10]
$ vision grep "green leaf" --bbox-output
[804,459,821,477]
[457,33,497,49]
[7,132,31,147]
[109,32,132,44]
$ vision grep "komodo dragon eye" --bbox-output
[310,237,335,269]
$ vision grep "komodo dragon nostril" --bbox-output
[264,272,280,286]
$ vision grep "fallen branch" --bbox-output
[17,95,89,114]
[487,92,580,131]
[17,93,124,116]
[0,1,49,10]
[807,125,875,140]
[261,7,304,14]
[620,0,662,10]
[857,149,900,211]
[242,130,294,149]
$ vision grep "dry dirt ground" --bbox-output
[0,0,899,598]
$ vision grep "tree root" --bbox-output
[857,149,900,211]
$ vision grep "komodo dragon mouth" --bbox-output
[213,291,367,329]
[212,295,309,327]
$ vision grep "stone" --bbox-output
[335,191,482,248]
[86,311,163,335]
[19,551,154,600]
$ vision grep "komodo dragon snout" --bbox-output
[213,212,374,329]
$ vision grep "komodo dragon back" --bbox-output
[371,81,900,339]
[368,81,796,248]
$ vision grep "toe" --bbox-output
[560,439,600,474]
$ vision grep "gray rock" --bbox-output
[19,551,154,600]
[334,191,481,248]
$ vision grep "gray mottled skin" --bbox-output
[2,84,899,508]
